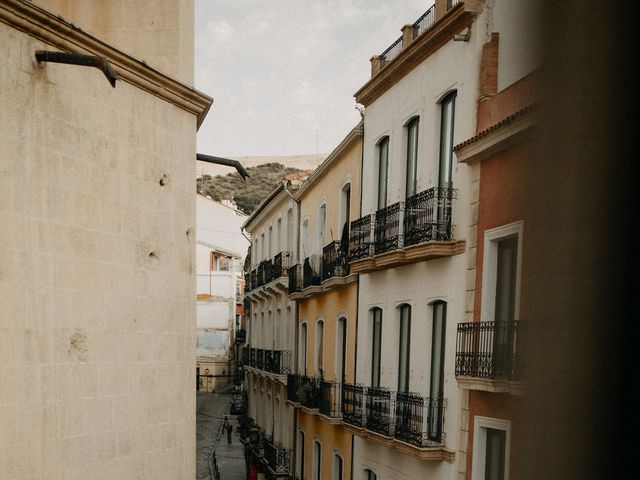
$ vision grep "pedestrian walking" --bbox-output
[226,422,233,444]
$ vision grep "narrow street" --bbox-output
[197,390,246,480]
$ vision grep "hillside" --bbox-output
[197,162,304,215]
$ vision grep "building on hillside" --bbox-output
[452,1,540,478]
[196,194,248,392]
[241,171,312,479]
[287,123,363,480]
[0,1,211,479]
[346,1,486,479]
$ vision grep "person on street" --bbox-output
[226,422,233,443]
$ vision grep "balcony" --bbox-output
[349,187,464,274]
[289,244,356,300]
[264,437,292,476]
[245,252,292,299]
[288,263,303,294]
[341,383,452,461]
[455,321,524,394]
[286,374,320,410]
[319,381,342,421]
[235,329,246,344]
[322,241,349,281]
[244,346,291,377]
[302,256,322,289]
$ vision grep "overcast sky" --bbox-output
[194,0,433,158]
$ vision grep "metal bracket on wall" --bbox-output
[35,50,118,88]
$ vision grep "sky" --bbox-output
[194,0,434,158]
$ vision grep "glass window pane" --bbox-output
[378,138,389,210]
[406,118,419,198]
[485,428,506,480]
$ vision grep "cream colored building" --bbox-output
[0,1,211,479]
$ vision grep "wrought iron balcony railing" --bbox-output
[322,241,349,280]
[302,256,322,289]
[263,349,291,375]
[366,386,394,436]
[256,348,265,371]
[349,214,373,260]
[286,374,320,409]
[249,347,256,367]
[273,251,292,279]
[395,392,446,447]
[342,383,366,427]
[319,381,342,418]
[455,321,523,381]
[404,187,455,245]
[374,202,404,254]
[288,264,303,294]
[341,384,447,447]
[264,437,291,475]
[235,329,246,344]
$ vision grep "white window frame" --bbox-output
[480,221,524,322]
[312,439,322,480]
[471,416,511,480]
[332,450,344,480]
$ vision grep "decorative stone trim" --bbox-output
[0,0,212,127]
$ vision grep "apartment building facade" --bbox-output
[346,1,486,479]
[0,1,211,478]
[196,195,248,392]
[242,172,310,479]
[453,1,540,478]
[287,124,363,480]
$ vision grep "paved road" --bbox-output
[196,390,246,480]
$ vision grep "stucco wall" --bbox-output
[0,21,197,480]
[32,0,194,84]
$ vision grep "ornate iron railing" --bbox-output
[273,251,292,278]
[250,268,258,290]
[249,347,256,367]
[319,381,342,418]
[404,187,456,246]
[286,374,320,408]
[455,321,522,380]
[349,214,373,260]
[302,256,322,289]
[366,387,394,436]
[264,437,291,475]
[342,383,366,427]
[256,348,265,371]
[322,241,349,280]
[288,263,302,294]
[374,202,404,254]
[413,4,436,37]
[272,350,291,374]
[381,35,403,66]
[395,392,446,447]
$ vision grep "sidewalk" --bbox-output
[196,391,246,480]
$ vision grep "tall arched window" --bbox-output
[333,453,343,480]
[377,136,389,210]
[318,203,327,253]
[313,440,322,480]
[405,117,419,198]
[315,319,325,377]
[336,317,347,384]
[301,217,309,259]
[364,469,377,480]
[429,300,447,441]
[371,308,383,387]
[300,322,308,375]
[398,304,411,392]
[297,430,306,479]
[438,91,456,189]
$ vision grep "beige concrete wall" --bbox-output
[0,20,198,480]
[33,0,194,84]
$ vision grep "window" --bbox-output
[301,217,309,259]
[313,440,322,480]
[472,417,510,480]
[371,308,382,387]
[300,322,308,375]
[405,117,419,198]
[287,208,294,251]
[297,431,306,479]
[481,222,523,378]
[429,300,447,440]
[318,203,327,252]
[315,319,324,377]
[260,233,265,261]
[333,453,343,480]
[377,137,389,210]
[438,92,456,189]
[336,317,347,384]
[277,218,282,253]
[364,469,377,480]
[340,183,352,232]
[268,226,273,258]
[398,304,411,392]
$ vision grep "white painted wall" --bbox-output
[354,6,488,480]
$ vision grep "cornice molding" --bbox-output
[354,4,477,107]
[0,0,212,128]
